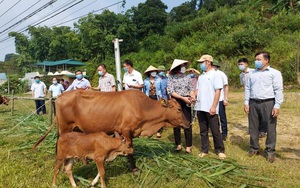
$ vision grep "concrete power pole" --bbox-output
[113,38,123,91]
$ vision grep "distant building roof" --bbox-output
[0,73,7,80]
[35,59,86,66]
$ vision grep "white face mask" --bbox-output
[180,66,186,73]
[150,72,157,77]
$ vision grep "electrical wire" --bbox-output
[0,0,22,18]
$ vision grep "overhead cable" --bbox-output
[0,0,22,18]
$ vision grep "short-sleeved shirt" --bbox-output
[98,73,116,92]
[167,74,194,96]
[240,68,254,86]
[123,69,143,90]
[66,78,91,91]
[216,70,228,101]
[31,81,47,98]
[194,69,223,113]
[49,83,64,98]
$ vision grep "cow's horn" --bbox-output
[121,137,126,144]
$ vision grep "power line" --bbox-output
[0,0,42,30]
[0,0,5,5]
[0,0,22,18]
[0,0,58,35]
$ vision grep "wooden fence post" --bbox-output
[49,91,53,125]
[10,90,14,116]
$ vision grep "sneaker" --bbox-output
[222,134,227,141]
[248,150,259,157]
[218,153,226,160]
[198,152,208,158]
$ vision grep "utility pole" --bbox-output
[113,38,123,91]
[297,40,300,84]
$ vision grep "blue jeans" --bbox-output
[219,101,228,136]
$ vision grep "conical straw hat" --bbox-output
[144,65,158,74]
[186,68,200,75]
[170,59,191,71]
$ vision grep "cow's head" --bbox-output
[1,96,9,106]
[161,98,190,129]
[105,132,134,162]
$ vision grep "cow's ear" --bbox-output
[114,131,121,138]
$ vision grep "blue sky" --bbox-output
[0,0,188,61]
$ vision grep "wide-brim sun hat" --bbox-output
[186,68,200,75]
[196,54,213,63]
[170,59,191,72]
[144,65,158,74]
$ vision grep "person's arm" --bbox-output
[43,83,47,96]
[223,84,229,106]
[210,89,221,115]
[111,76,116,92]
[244,75,251,114]
[272,70,284,117]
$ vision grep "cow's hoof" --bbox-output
[132,168,140,175]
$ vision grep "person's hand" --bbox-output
[223,99,228,106]
[272,108,280,117]
[209,106,217,115]
[182,97,191,105]
[127,84,134,89]
[244,105,249,114]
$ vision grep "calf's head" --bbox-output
[1,96,9,106]
[162,98,190,129]
[105,132,134,162]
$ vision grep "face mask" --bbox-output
[150,72,157,77]
[98,71,103,76]
[53,81,58,84]
[158,71,165,76]
[180,66,186,73]
[190,74,195,78]
[35,79,40,83]
[238,65,245,71]
[200,63,206,71]
[123,67,128,72]
[76,74,83,80]
[254,60,263,69]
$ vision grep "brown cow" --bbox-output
[0,94,9,106]
[35,90,190,172]
[52,131,133,188]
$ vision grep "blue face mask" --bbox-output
[76,74,83,80]
[35,79,40,83]
[200,63,206,71]
[255,60,263,69]
[190,74,195,78]
[158,71,165,76]
[123,67,128,72]
[98,71,103,76]
[238,65,245,71]
[53,81,58,84]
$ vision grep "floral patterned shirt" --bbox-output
[167,74,194,96]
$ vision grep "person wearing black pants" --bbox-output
[35,98,46,115]
[167,59,195,153]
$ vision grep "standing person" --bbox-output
[167,59,195,153]
[49,77,64,116]
[65,70,91,91]
[92,64,116,92]
[212,60,229,141]
[244,51,283,163]
[157,65,168,100]
[143,65,163,138]
[195,55,226,159]
[31,76,47,115]
[186,68,200,123]
[238,58,266,137]
[123,60,144,90]
[64,81,70,90]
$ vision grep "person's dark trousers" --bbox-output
[149,95,163,134]
[249,99,277,153]
[173,98,192,147]
[218,101,228,136]
[51,100,56,116]
[35,99,46,115]
[197,111,225,154]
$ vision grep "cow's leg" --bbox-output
[121,131,139,174]
[91,158,105,188]
[64,159,77,187]
[52,159,63,187]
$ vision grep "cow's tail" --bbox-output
[32,119,57,151]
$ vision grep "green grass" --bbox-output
[1,91,300,187]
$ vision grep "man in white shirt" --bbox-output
[92,64,116,92]
[212,60,229,141]
[123,60,143,90]
[238,58,254,86]
[66,70,91,91]
[194,55,226,160]
[49,77,64,115]
[31,76,47,115]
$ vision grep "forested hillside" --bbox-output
[2,0,300,88]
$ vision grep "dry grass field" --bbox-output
[0,90,299,188]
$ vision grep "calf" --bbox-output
[52,132,133,188]
[0,94,9,106]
